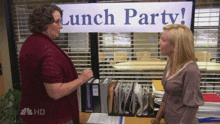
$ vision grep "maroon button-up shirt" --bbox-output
[19,33,79,124]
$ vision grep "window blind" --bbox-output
[97,0,220,95]
[194,2,220,94]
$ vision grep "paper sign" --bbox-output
[56,2,193,32]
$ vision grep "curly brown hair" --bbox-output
[28,4,62,33]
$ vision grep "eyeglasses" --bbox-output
[55,19,61,24]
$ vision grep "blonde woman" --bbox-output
[151,24,204,124]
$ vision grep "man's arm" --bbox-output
[44,69,93,100]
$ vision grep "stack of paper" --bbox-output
[151,80,164,115]
[152,80,164,98]
[87,113,125,124]
[154,98,162,106]
[197,93,220,120]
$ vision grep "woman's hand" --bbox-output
[151,118,165,124]
[79,69,93,84]
[151,118,159,124]
[64,51,68,56]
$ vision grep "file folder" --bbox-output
[203,93,220,102]
[134,83,143,116]
[114,82,121,114]
[152,80,164,91]
[81,78,94,112]
[100,77,112,113]
[198,117,220,123]
[118,83,125,115]
[108,81,116,114]
[92,79,101,113]
[124,82,133,115]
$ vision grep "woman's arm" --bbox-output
[179,106,198,124]
[180,65,204,124]
[44,69,93,100]
[151,101,165,124]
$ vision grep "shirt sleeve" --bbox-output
[182,69,204,107]
[40,47,64,83]
[181,106,198,124]
[162,91,168,102]
[180,68,204,124]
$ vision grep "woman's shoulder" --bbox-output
[28,33,50,42]
[183,61,200,75]
[23,33,48,46]
[21,33,55,56]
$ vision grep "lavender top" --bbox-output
[162,61,204,124]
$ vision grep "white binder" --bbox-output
[100,77,112,113]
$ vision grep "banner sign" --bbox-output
[57,2,193,33]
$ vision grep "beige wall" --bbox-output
[0,0,13,94]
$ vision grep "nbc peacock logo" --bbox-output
[20,108,45,115]
[20,108,33,115]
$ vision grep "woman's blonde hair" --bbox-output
[163,24,196,74]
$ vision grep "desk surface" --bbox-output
[79,112,220,124]
[113,61,220,71]
[79,112,165,124]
